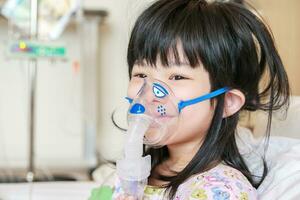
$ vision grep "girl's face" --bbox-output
[127,55,215,146]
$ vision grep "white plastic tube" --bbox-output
[116,114,152,199]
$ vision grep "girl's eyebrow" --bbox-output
[168,61,190,66]
[134,60,190,67]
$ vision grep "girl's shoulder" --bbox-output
[175,163,258,200]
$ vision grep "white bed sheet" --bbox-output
[258,137,300,199]
[0,181,99,200]
[237,127,300,199]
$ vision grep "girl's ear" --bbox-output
[223,89,245,118]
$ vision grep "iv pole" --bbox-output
[26,0,38,182]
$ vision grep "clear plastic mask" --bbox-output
[126,79,179,147]
[126,78,229,147]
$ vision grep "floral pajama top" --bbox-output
[113,163,258,200]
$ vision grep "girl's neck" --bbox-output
[166,139,203,170]
[148,139,204,187]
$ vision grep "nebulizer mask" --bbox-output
[115,77,229,199]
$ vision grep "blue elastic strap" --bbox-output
[125,97,133,104]
[125,87,229,113]
[178,87,229,113]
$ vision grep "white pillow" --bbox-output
[237,127,300,199]
[253,96,300,139]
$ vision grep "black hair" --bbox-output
[126,0,290,198]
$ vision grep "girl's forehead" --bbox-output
[135,40,201,67]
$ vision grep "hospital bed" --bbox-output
[0,96,299,200]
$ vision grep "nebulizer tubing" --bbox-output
[116,114,152,199]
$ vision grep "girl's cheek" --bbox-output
[173,88,201,102]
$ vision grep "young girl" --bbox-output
[113,0,290,199]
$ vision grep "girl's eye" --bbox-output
[133,73,147,78]
[170,75,188,80]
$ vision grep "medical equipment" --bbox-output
[116,114,152,199]
[0,0,107,185]
[125,78,229,147]
[1,0,76,182]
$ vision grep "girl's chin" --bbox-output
[144,129,162,143]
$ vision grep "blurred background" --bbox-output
[0,0,298,185]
